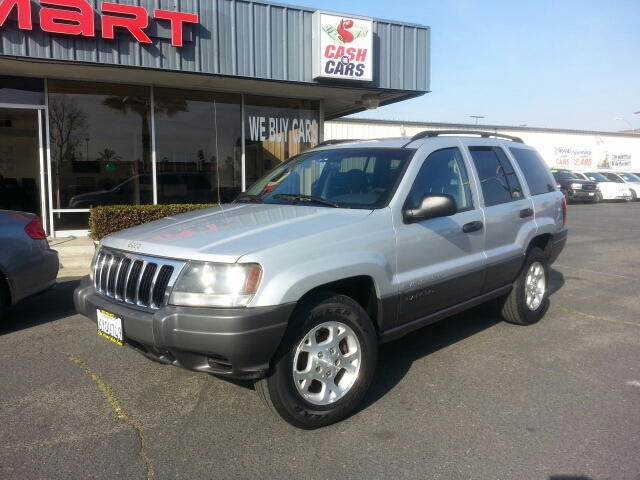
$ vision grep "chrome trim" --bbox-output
[93,247,186,310]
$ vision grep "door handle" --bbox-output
[520,208,534,218]
[462,221,483,233]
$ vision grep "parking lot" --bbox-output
[1,202,639,480]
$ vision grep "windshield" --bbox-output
[618,172,640,182]
[583,172,610,182]
[237,147,414,208]
[551,170,579,180]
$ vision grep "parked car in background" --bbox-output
[584,170,640,201]
[573,171,632,202]
[0,210,59,323]
[550,169,599,203]
[68,172,216,208]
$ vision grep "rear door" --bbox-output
[464,141,536,293]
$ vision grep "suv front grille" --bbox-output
[93,248,185,309]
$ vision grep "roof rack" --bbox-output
[314,139,360,148]
[409,130,524,143]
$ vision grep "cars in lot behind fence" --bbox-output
[573,171,632,202]
[75,131,568,429]
[550,169,599,203]
[583,170,640,201]
[0,210,59,322]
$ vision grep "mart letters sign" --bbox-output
[0,0,198,47]
[313,12,373,82]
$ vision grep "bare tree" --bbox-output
[48,96,89,209]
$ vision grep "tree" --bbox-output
[98,148,122,162]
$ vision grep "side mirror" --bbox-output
[403,194,457,224]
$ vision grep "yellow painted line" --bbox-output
[70,356,154,480]
[553,307,640,327]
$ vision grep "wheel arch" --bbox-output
[295,275,381,333]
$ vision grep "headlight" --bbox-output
[570,183,582,190]
[169,262,262,308]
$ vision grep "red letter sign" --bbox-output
[154,9,198,47]
[101,2,151,43]
[40,0,95,37]
[0,0,32,30]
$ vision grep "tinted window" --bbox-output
[408,148,473,211]
[469,147,522,206]
[510,147,557,195]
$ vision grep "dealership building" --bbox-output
[0,0,430,236]
[326,119,640,171]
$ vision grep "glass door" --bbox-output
[0,107,45,222]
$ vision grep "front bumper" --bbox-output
[567,190,597,201]
[74,276,295,379]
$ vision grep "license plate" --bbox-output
[588,192,594,196]
[97,309,124,346]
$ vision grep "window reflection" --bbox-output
[244,96,319,189]
[154,88,242,204]
[48,81,151,230]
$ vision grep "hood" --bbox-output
[101,203,373,263]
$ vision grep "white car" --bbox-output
[583,170,640,201]
[573,171,632,202]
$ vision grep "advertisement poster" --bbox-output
[313,12,373,82]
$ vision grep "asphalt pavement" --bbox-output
[1,202,639,480]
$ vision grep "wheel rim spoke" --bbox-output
[292,320,362,405]
[525,261,545,310]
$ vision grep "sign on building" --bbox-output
[312,12,373,82]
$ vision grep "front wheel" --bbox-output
[500,247,550,326]
[255,293,378,429]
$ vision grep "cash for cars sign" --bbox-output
[312,12,373,82]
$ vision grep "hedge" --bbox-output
[88,204,216,241]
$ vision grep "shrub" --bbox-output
[88,204,216,241]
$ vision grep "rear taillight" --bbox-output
[24,216,47,239]
[561,197,567,226]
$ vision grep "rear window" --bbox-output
[510,148,557,195]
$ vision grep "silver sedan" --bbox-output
[0,210,59,321]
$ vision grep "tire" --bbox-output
[631,190,638,202]
[500,247,549,326]
[255,292,378,429]
[590,194,600,204]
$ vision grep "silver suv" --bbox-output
[74,131,568,429]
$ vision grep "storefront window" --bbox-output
[48,81,150,230]
[0,75,45,105]
[244,96,319,188]
[154,88,241,204]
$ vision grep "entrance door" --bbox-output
[0,107,45,222]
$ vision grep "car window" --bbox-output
[242,147,414,209]
[583,172,609,182]
[595,172,624,183]
[619,172,640,182]
[509,147,556,195]
[407,147,473,211]
[551,169,580,180]
[469,146,523,206]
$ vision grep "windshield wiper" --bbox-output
[272,194,339,207]
[235,193,262,203]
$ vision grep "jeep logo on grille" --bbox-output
[127,241,142,251]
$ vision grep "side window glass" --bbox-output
[469,147,521,207]
[408,148,473,211]
[509,147,556,195]
[494,148,523,198]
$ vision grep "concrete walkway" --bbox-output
[49,236,96,278]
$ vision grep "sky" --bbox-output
[284,0,639,133]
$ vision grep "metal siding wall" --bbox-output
[236,1,254,77]
[0,0,429,91]
[252,2,270,78]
